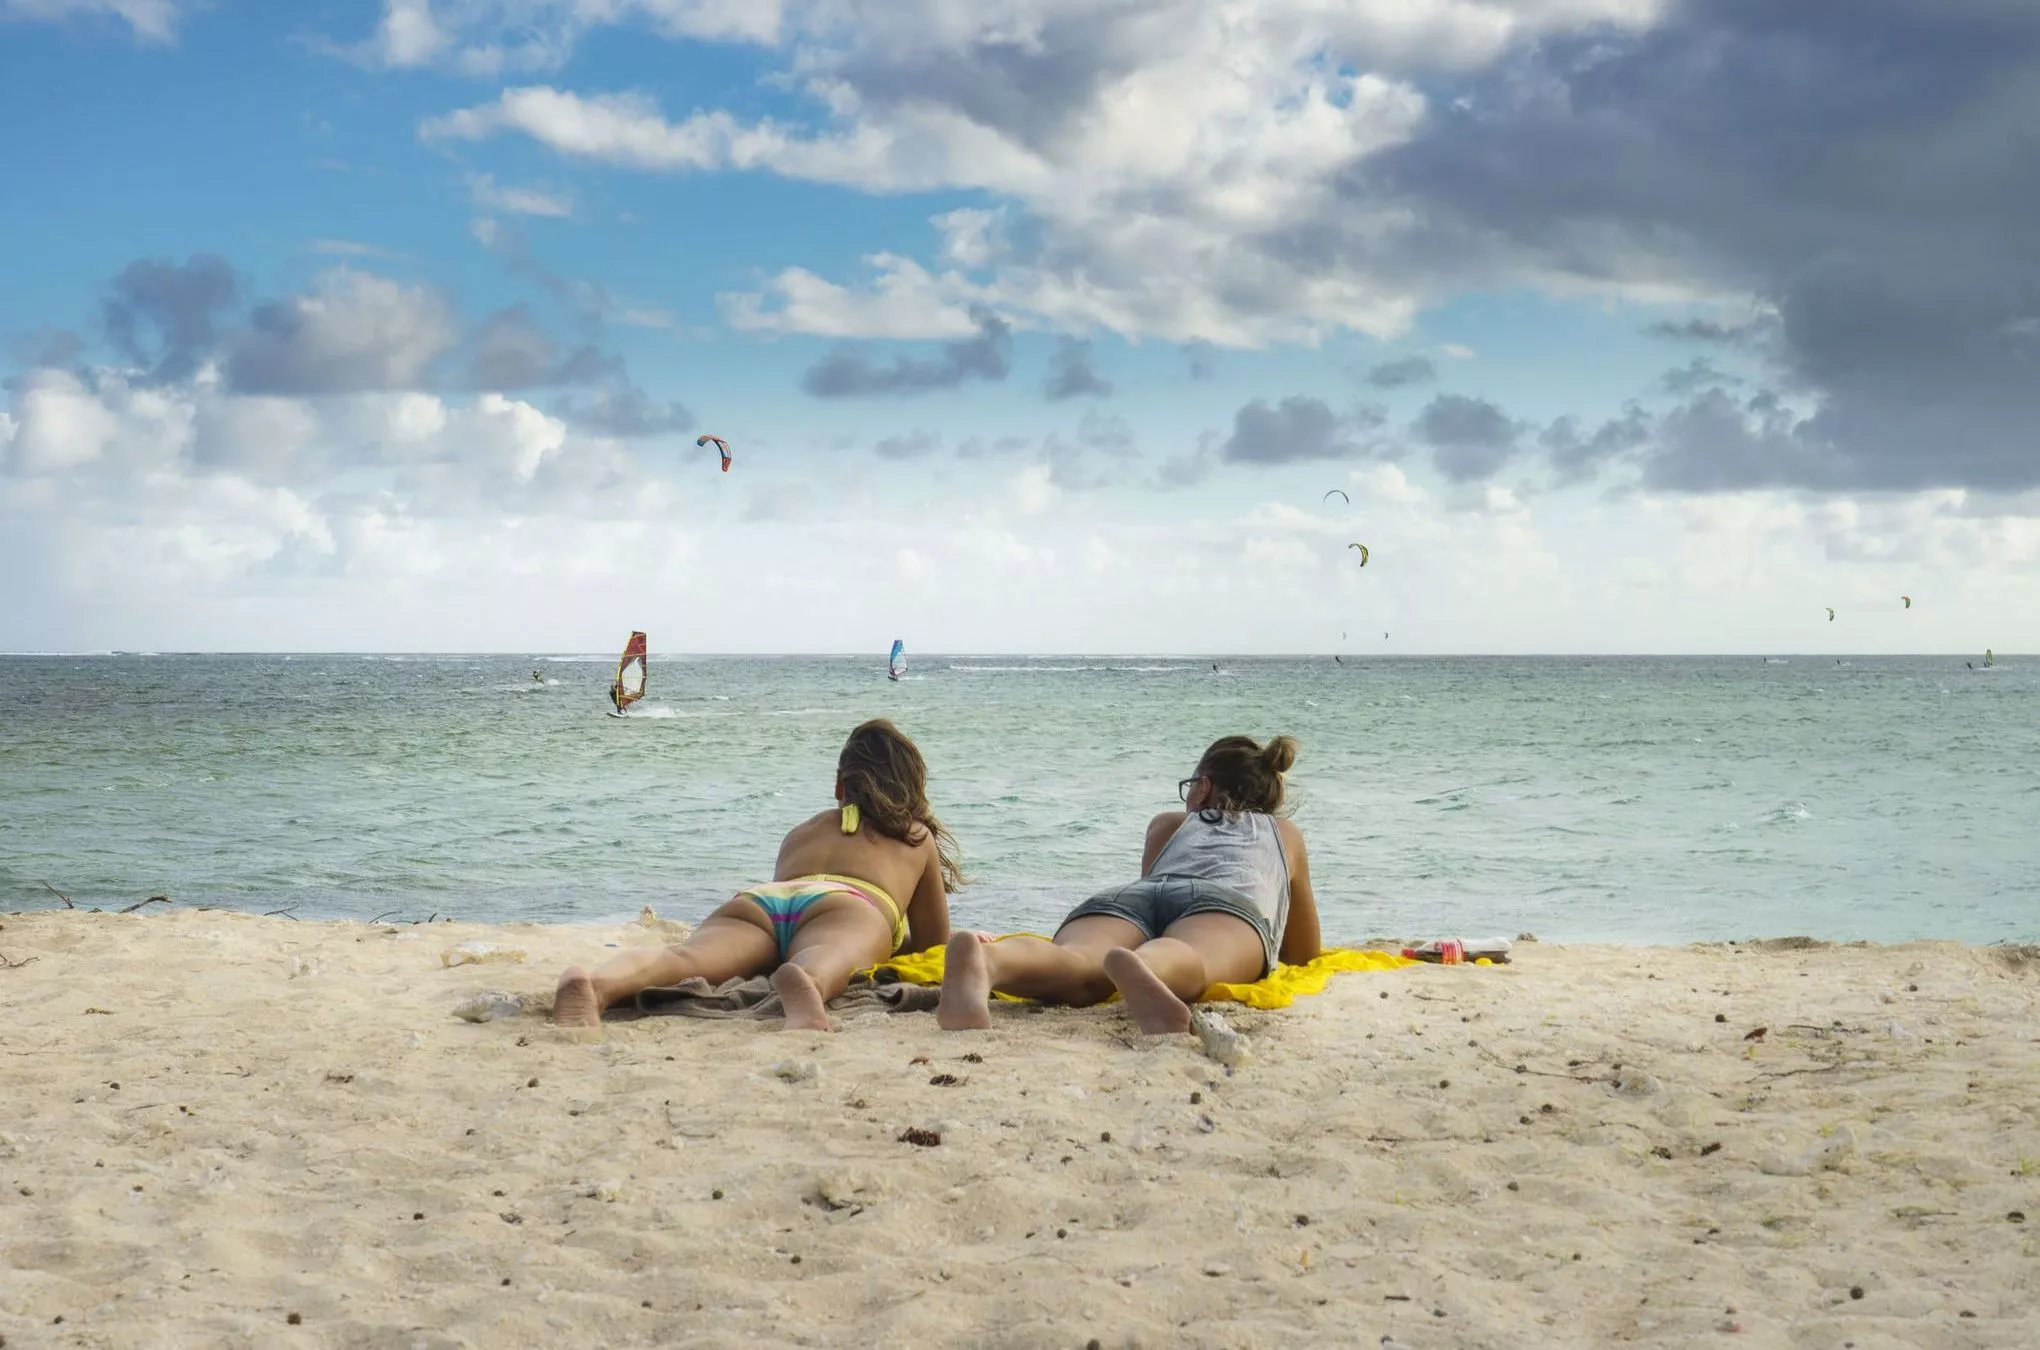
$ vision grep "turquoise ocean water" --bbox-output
[1,654,2032,944]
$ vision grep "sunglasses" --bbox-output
[1177,775,1206,803]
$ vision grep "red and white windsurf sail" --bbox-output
[610,631,648,712]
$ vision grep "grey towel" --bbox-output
[630,971,943,1020]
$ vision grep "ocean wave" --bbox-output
[1758,800,1813,827]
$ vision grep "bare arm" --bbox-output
[1276,820,1321,966]
[1141,811,1188,876]
[902,838,951,954]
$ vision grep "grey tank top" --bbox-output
[1149,811,1291,943]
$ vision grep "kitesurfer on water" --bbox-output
[553,720,963,1031]
[938,734,1321,1035]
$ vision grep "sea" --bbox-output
[1,654,2032,945]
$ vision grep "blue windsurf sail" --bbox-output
[888,639,906,680]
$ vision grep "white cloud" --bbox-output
[467,393,567,483]
[415,1,1672,344]
[1,0,181,42]
[467,172,574,218]
[3,369,123,475]
[369,0,445,65]
[347,0,780,72]
[934,207,1004,269]
[229,269,459,395]
[1007,463,1059,516]
[720,255,987,339]
[190,392,323,481]
[7,384,2038,651]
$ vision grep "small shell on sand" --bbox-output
[1190,1009,1253,1068]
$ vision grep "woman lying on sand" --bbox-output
[939,733,1319,1034]
[553,719,963,1030]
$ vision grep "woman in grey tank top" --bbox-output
[939,734,1322,1035]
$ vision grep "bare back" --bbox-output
[775,808,950,952]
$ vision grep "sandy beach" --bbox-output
[2,908,2037,1349]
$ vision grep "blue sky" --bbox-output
[2,0,2036,654]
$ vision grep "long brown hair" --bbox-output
[837,719,967,891]
[1193,733,1297,820]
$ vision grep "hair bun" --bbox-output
[1261,735,1298,775]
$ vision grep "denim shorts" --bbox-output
[1059,876,1277,977]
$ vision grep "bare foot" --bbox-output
[936,930,994,1031]
[772,964,833,1031]
[1102,948,1192,1035]
[552,966,602,1027]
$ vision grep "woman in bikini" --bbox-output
[552,719,964,1030]
[938,733,1319,1034]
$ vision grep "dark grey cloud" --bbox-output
[874,429,942,460]
[1155,439,1218,490]
[1076,408,1134,455]
[102,254,238,383]
[801,305,1012,398]
[1659,357,1742,397]
[828,12,1146,156]
[1541,405,1652,485]
[8,327,84,369]
[1042,337,1112,401]
[1410,393,1520,483]
[554,382,694,438]
[467,307,558,389]
[956,433,1032,459]
[1222,396,1384,464]
[465,306,619,390]
[1364,355,1436,389]
[1361,0,2040,490]
[1643,387,1836,492]
[227,270,458,395]
[1646,317,1756,345]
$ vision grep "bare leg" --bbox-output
[934,916,1146,1029]
[552,902,778,1026]
[770,966,831,1032]
[1104,912,1267,1035]
[936,932,995,1030]
[776,892,895,1031]
[1102,948,1193,1035]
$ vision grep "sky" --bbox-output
[1,0,2037,655]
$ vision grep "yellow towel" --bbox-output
[1201,947,1417,1008]
[863,940,1422,1009]
[865,934,1045,1003]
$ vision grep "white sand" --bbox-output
[3,908,2038,1348]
